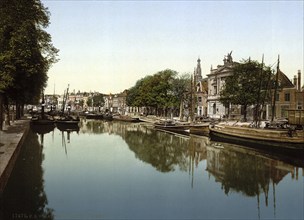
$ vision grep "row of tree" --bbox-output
[0,0,58,129]
[125,59,277,122]
[126,69,191,118]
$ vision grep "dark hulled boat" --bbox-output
[209,124,304,157]
[85,113,103,120]
[113,115,141,122]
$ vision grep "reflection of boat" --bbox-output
[30,122,55,135]
[209,125,304,156]
[56,122,80,132]
[56,116,80,131]
[113,115,141,122]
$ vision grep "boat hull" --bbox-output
[56,121,80,132]
[209,125,304,157]
[189,124,209,136]
[154,125,191,136]
[31,118,55,125]
[113,116,141,122]
[85,114,103,120]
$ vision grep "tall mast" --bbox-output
[61,84,70,115]
[271,55,280,122]
[255,54,264,127]
[190,73,194,123]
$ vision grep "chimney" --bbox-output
[293,75,298,88]
[298,70,301,91]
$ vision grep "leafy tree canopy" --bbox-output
[219,59,273,120]
[127,69,183,109]
[0,0,58,104]
[87,93,105,108]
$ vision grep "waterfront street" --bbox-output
[0,119,303,220]
[0,119,29,193]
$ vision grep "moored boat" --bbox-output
[113,115,141,122]
[55,115,80,129]
[154,120,191,135]
[189,123,210,136]
[209,124,304,156]
[103,113,113,121]
[85,113,103,120]
[56,122,80,132]
[31,117,55,125]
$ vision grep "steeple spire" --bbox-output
[195,57,202,82]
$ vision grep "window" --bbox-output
[198,97,202,103]
[284,93,290,102]
[275,93,279,101]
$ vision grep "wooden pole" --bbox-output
[271,55,280,122]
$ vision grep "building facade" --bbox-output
[206,52,239,119]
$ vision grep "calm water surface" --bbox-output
[1,120,303,220]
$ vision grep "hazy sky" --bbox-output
[42,0,303,95]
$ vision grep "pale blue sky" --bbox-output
[42,0,303,95]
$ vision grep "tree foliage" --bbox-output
[219,59,272,120]
[87,94,105,108]
[126,69,191,117]
[0,0,58,121]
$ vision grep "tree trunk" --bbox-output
[179,100,183,121]
[21,103,24,117]
[16,102,21,120]
[243,104,248,122]
[0,93,3,131]
[4,95,10,126]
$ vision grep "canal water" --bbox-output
[1,120,303,220]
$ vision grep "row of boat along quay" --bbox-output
[0,116,303,220]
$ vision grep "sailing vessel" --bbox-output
[31,92,55,126]
[55,85,80,130]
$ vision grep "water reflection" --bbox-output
[0,131,54,220]
[2,120,303,219]
[31,123,55,147]
[206,142,303,218]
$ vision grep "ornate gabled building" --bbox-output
[206,52,239,119]
[206,52,303,120]
[193,58,208,118]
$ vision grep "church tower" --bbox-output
[195,57,202,82]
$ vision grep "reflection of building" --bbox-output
[188,136,208,167]
[206,144,299,199]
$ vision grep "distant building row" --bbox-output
[45,53,303,121]
[194,53,303,121]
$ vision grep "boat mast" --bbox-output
[255,54,264,128]
[61,84,70,115]
[271,55,280,122]
[190,73,195,123]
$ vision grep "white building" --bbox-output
[207,52,239,119]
